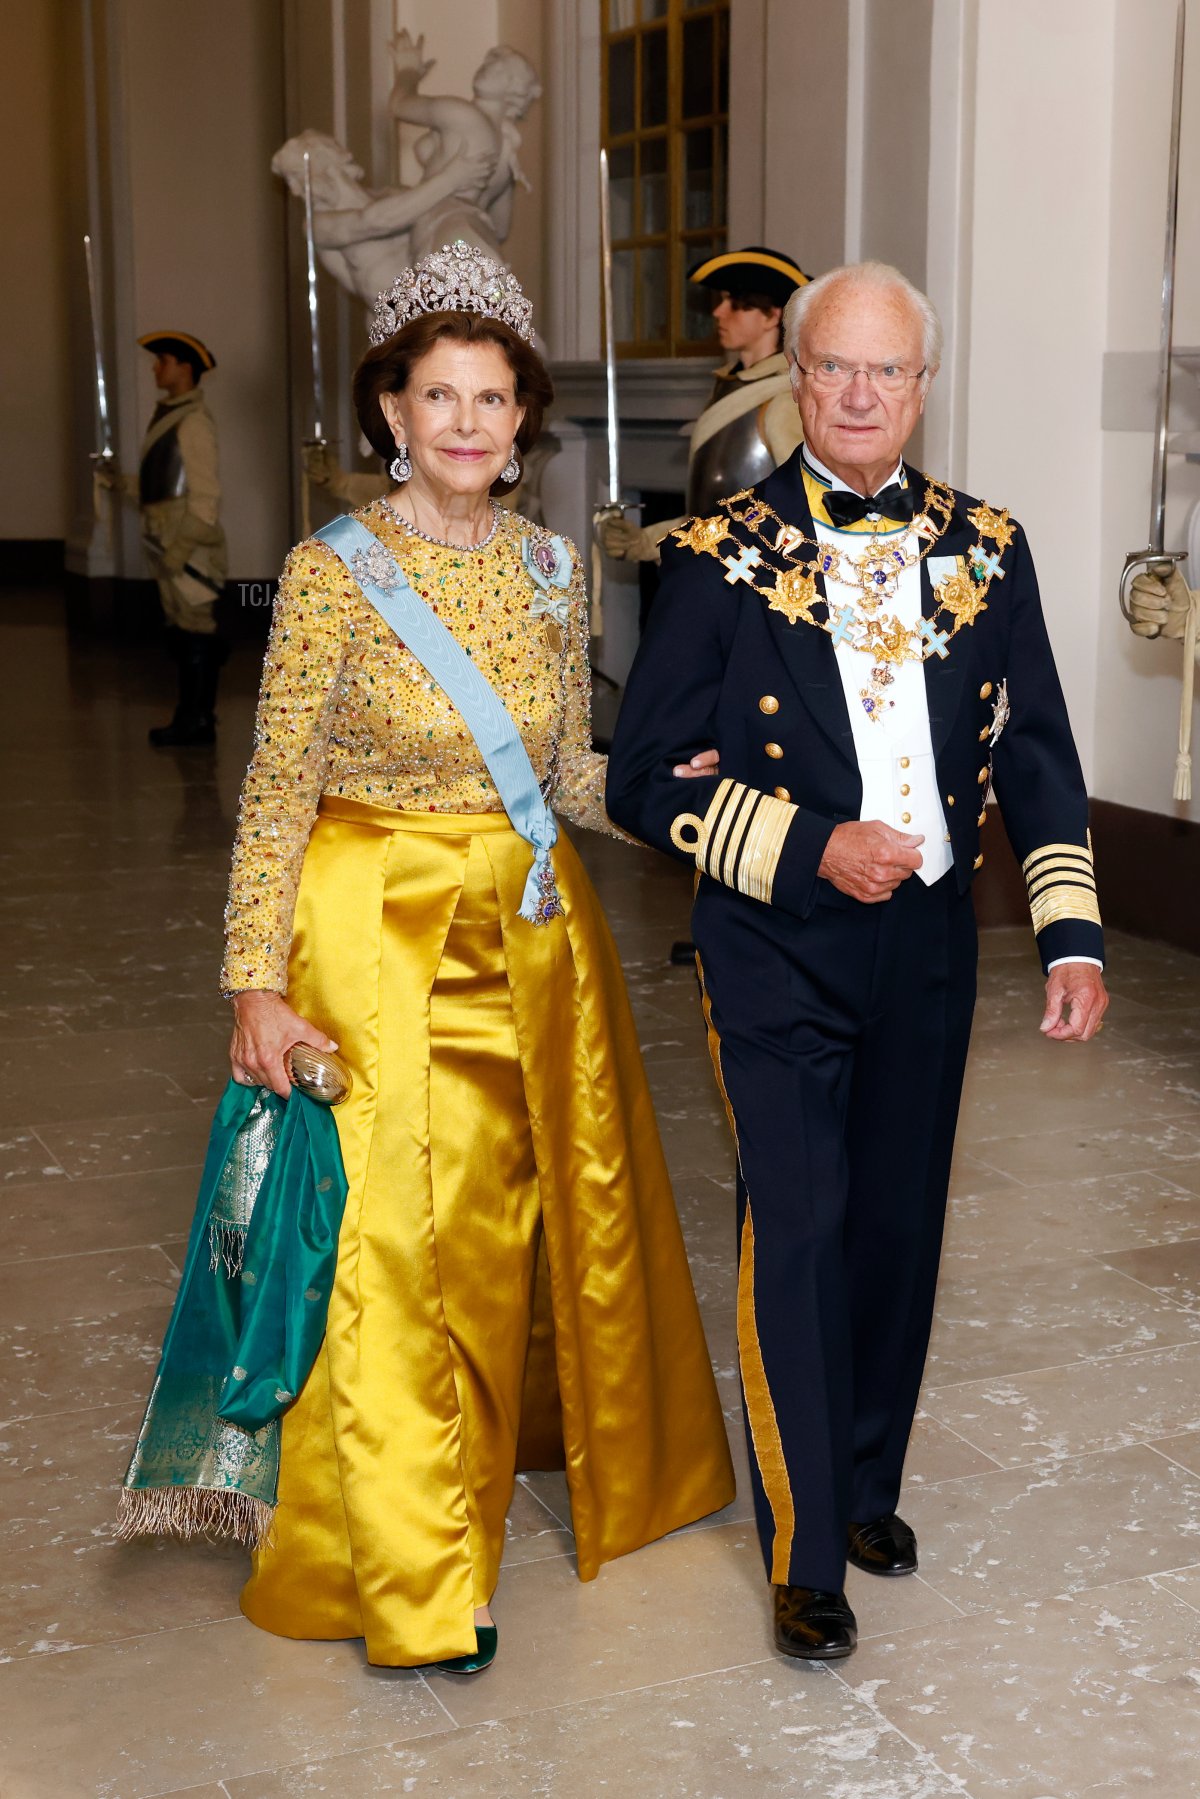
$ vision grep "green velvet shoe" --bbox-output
[431,1623,498,1675]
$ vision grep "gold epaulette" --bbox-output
[1021,834,1101,935]
[671,778,796,904]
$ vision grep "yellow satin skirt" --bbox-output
[240,798,734,1666]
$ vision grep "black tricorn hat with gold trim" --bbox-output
[688,247,810,310]
[137,331,216,377]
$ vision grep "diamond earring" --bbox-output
[389,442,412,483]
[500,446,521,485]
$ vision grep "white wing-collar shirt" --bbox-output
[803,445,953,888]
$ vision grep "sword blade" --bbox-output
[302,151,326,444]
[599,148,621,505]
[1149,0,1187,552]
[83,232,114,460]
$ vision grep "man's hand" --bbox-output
[1128,562,1196,642]
[597,515,663,563]
[443,146,496,192]
[157,537,189,577]
[303,441,337,488]
[1039,962,1108,1043]
[818,820,924,903]
[672,749,720,779]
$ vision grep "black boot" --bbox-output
[149,632,219,747]
[195,633,226,727]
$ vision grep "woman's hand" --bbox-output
[229,991,339,1100]
[390,27,434,96]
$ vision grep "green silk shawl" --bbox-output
[118,1080,348,1547]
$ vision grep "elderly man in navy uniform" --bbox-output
[606,260,1107,1663]
[103,331,227,745]
[598,246,811,564]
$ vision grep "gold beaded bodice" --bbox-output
[222,502,615,994]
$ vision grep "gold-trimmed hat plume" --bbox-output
[370,241,535,346]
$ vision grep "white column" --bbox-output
[843,0,867,263]
[544,0,601,360]
[727,0,766,244]
[923,0,978,488]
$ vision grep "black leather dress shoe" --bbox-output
[847,1512,918,1577]
[773,1586,858,1661]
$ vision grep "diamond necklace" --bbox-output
[381,497,500,551]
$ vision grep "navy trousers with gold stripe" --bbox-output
[694,868,977,1593]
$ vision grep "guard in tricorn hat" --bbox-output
[100,330,228,745]
[598,246,812,564]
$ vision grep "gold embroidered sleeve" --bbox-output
[221,543,348,995]
[671,777,798,904]
[550,545,626,839]
[1021,836,1101,937]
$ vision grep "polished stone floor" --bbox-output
[4,595,1200,1798]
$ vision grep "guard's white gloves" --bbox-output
[1128,560,1196,641]
[596,515,676,563]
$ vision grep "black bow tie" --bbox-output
[821,482,914,528]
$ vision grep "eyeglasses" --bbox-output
[795,357,928,394]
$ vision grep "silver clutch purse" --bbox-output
[284,1044,353,1106]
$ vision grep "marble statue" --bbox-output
[389,31,541,263]
[270,34,541,310]
[270,129,492,309]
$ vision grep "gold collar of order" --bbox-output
[671,484,1017,724]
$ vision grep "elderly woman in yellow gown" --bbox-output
[221,245,734,1672]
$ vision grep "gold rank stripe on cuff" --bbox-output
[670,778,798,905]
[1021,839,1101,935]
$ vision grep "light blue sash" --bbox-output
[315,514,563,924]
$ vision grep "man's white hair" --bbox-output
[783,261,943,375]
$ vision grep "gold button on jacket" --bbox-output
[977,767,988,784]
[973,852,984,870]
[773,786,791,801]
[758,695,780,715]
[765,742,784,760]
[979,682,993,700]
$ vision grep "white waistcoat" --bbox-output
[808,458,953,888]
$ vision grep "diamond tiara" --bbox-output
[369,241,535,347]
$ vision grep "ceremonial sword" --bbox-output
[599,146,623,513]
[141,532,225,597]
[83,230,121,557]
[84,232,221,592]
[300,149,329,539]
[83,232,115,473]
[1119,0,1190,622]
[590,149,632,687]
